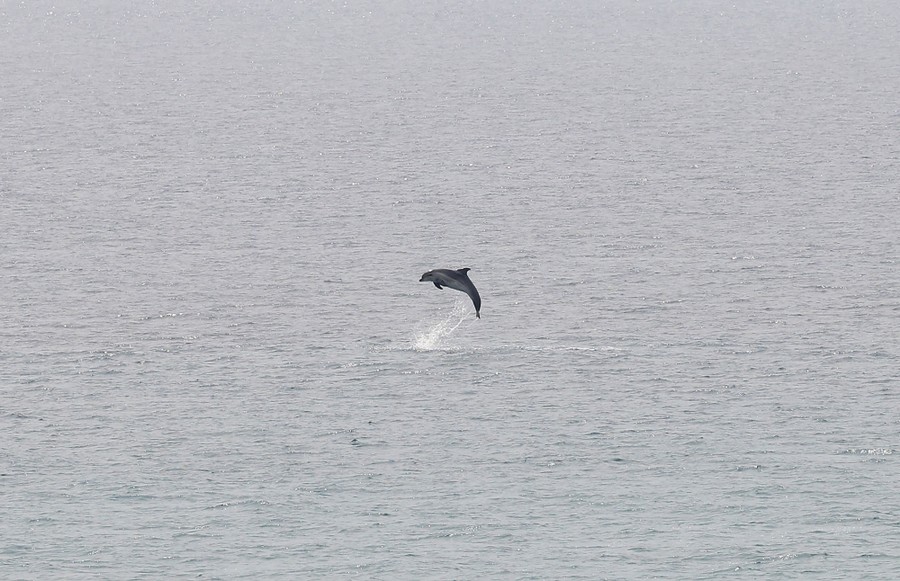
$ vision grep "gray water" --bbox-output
[2,1,899,578]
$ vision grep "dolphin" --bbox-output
[419,268,481,318]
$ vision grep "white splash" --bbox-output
[412,299,472,351]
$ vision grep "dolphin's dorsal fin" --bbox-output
[457,268,471,274]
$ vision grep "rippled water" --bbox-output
[2,1,899,578]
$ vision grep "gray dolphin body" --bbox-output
[419,268,481,318]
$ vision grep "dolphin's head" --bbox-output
[419,271,433,282]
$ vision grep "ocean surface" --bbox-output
[2,1,899,578]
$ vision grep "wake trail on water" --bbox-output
[412,299,472,351]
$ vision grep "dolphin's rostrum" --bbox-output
[419,268,481,319]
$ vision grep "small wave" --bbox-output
[841,448,894,456]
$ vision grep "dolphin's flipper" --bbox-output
[433,282,443,289]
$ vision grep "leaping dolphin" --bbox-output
[419,268,481,318]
